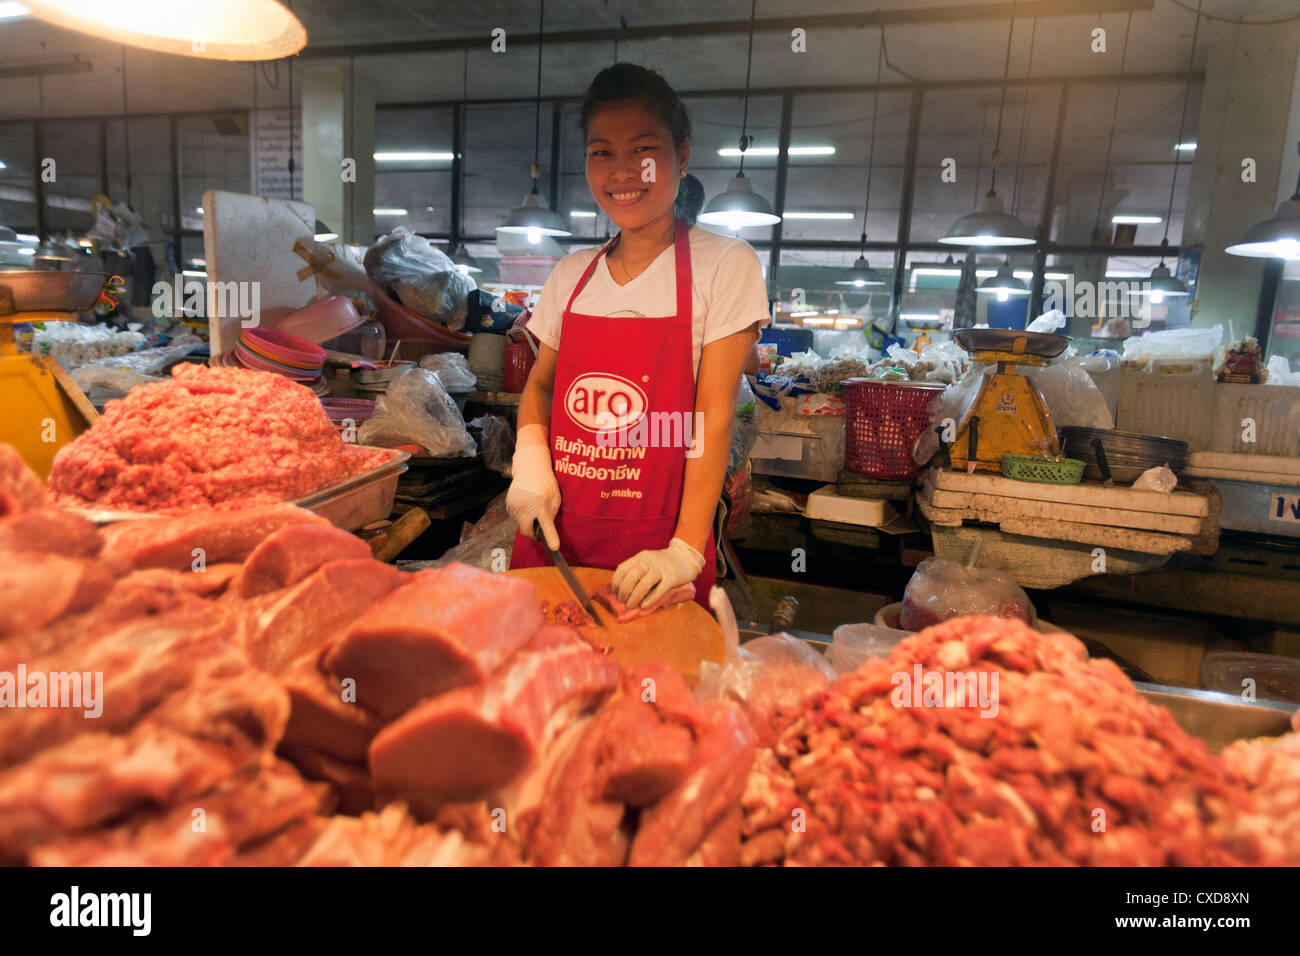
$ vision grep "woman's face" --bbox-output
[585,100,689,233]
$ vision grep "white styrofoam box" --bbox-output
[1210,382,1300,456]
[804,486,894,526]
[1211,478,1300,537]
[1116,369,1215,450]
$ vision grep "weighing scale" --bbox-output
[0,271,111,480]
[947,328,1068,473]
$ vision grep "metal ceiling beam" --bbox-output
[298,0,1155,59]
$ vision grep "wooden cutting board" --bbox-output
[506,566,723,684]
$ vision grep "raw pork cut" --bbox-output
[0,507,101,559]
[593,583,695,623]
[324,563,544,719]
[0,553,114,636]
[48,364,387,512]
[627,701,755,866]
[239,558,406,674]
[369,626,619,796]
[279,654,384,763]
[29,758,328,867]
[0,672,289,861]
[99,504,328,574]
[238,523,373,597]
[595,662,699,807]
[0,604,248,768]
[0,444,50,516]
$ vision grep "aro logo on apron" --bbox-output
[563,372,649,433]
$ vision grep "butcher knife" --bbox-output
[533,519,606,628]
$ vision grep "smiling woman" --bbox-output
[506,63,770,615]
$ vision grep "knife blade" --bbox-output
[533,520,606,629]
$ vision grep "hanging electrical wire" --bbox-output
[1092,11,1134,243]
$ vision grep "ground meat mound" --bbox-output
[740,616,1255,866]
[50,365,387,513]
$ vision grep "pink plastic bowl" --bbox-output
[278,295,365,345]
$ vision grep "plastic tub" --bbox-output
[874,602,1057,633]
[277,295,365,344]
[239,327,327,371]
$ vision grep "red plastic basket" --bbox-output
[842,378,945,479]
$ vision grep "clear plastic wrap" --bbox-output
[468,414,515,476]
[68,336,205,395]
[358,367,477,457]
[1121,325,1224,369]
[828,622,911,674]
[364,227,476,331]
[1267,355,1300,387]
[696,633,836,747]
[419,352,478,391]
[898,556,1033,631]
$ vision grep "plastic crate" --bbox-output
[842,379,944,479]
[1210,383,1300,456]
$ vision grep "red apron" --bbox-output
[510,219,716,607]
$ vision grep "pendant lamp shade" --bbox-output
[1226,198,1300,260]
[1133,261,1189,299]
[451,243,482,274]
[835,255,886,287]
[698,173,781,230]
[25,0,307,61]
[498,189,570,237]
[941,191,1035,246]
[976,262,1030,297]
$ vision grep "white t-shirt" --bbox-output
[526,225,770,378]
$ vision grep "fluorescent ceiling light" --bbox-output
[569,210,597,218]
[782,211,855,220]
[195,206,204,214]
[1112,214,1163,224]
[789,310,819,317]
[314,232,338,241]
[716,145,835,158]
[15,247,35,255]
[181,269,207,277]
[0,161,7,170]
[0,2,28,21]
[1044,272,1070,280]
[373,208,408,216]
[24,0,305,60]
[899,313,942,321]
[911,267,962,278]
[373,151,454,162]
[1176,142,1196,151]
[1104,271,1149,278]
[15,233,37,242]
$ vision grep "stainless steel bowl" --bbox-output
[0,270,110,313]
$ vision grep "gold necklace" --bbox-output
[610,226,674,284]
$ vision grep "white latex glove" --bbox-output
[611,537,705,610]
[506,426,561,551]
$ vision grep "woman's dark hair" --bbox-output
[580,63,705,225]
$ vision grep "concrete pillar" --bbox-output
[302,66,374,245]
[1052,169,1124,337]
[1183,22,1300,332]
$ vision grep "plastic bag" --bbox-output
[898,556,1032,631]
[358,367,477,457]
[364,227,476,331]
[70,365,162,396]
[1132,464,1177,493]
[829,622,910,674]
[468,415,514,476]
[419,352,478,391]
[1121,325,1224,369]
[1268,355,1300,387]
[1027,309,1067,334]
[403,492,515,571]
[695,633,836,746]
[1029,355,1114,430]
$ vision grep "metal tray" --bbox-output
[70,446,409,530]
[1134,682,1297,752]
[954,328,1070,357]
